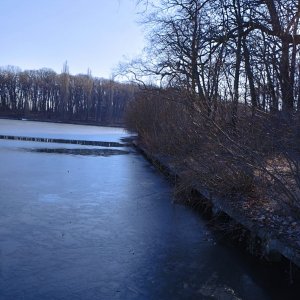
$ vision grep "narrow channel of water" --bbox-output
[0,119,299,299]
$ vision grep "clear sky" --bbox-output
[0,0,145,78]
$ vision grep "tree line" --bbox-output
[0,63,136,125]
[125,0,300,215]
[126,0,300,116]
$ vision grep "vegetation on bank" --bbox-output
[124,0,300,229]
[127,89,300,217]
[0,63,136,126]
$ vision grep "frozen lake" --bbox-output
[0,119,299,299]
[0,119,128,142]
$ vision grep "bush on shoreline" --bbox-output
[126,88,300,217]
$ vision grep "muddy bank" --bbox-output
[133,140,300,271]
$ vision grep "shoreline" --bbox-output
[133,140,300,272]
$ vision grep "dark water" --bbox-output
[0,120,299,299]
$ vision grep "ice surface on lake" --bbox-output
[0,119,129,142]
[0,119,298,300]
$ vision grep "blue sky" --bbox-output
[0,0,145,78]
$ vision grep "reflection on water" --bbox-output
[25,148,130,157]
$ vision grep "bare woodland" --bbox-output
[0,63,135,125]
[125,0,300,217]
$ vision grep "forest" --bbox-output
[125,0,300,220]
[0,63,136,126]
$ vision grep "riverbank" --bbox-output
[133,140,300,272]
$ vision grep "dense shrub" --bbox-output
[126,88,300,216]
